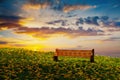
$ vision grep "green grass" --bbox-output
[0,48,120,80]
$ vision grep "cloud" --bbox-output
[100,17,120,28]
[103,37,120,41]
[0,18,103,38]
[46,16,120,30]
[0,23,21,27]
[14,26,103,38]
[0,15,27,30]
[76,16,99,26]
[12,44,27,47]
[0,41,8,44]
[76,16,120,28]
[0,0,97,15]
[0,17,23,30]
[0,23,21,31]
[47,16,120,28]
[21,0,97,12]
[22,0,57,10]
[0,15,25,23]
[84,16,99,25]
[47,20,67,26]
[63,5,96,12]
[1,14,120,39]
[22,2,50,10]
[76,18,84,25]
[101,16,109,21]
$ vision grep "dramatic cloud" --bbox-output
[84,16,99,25]
[0,21,103,38]
[76,18,84,25]
[0,41,8,44]
[12,44,27,47]
[76,16,100,26]
[63,5,96,12]
[0,15,26,30]
[103,37,120,41]
[1,15,120,38]
[0,15,25,23]
[14,26,104,38]
[46,16,120,31]
[22,2,50,10]
[0,23,21,28]
[47,20,67,26]
[76,16,120,27]
[21,0,96,12]
[0,0,120,55]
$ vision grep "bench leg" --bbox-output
[53,56,58,61]
[90,56,94,63]
[90,49,95,63]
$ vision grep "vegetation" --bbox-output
[0,48,120,80]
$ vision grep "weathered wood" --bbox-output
[54,49,95,62]
[90,49,94,62]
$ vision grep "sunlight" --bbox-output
[19,19,43,28]
[25,46,43,51]
[32,47,40,51]
[23,22,42,28]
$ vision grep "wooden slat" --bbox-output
[56,49,92,58]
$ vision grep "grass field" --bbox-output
[0,48,120,80]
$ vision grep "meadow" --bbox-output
[0,48,120,80]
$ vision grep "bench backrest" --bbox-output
[55,49,94,58]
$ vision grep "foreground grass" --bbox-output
[0,48,120,80]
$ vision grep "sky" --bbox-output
[0,0,120,57]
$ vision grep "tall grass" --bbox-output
[0,48,120,80]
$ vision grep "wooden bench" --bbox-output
[53,49,94,62]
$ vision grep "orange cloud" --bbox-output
[0,37,26,48]
[0,18,101,39]
[14,27,99,39]
[22,3,50,10]
[63,5,96,12]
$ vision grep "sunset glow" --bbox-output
[0,0,120,56]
